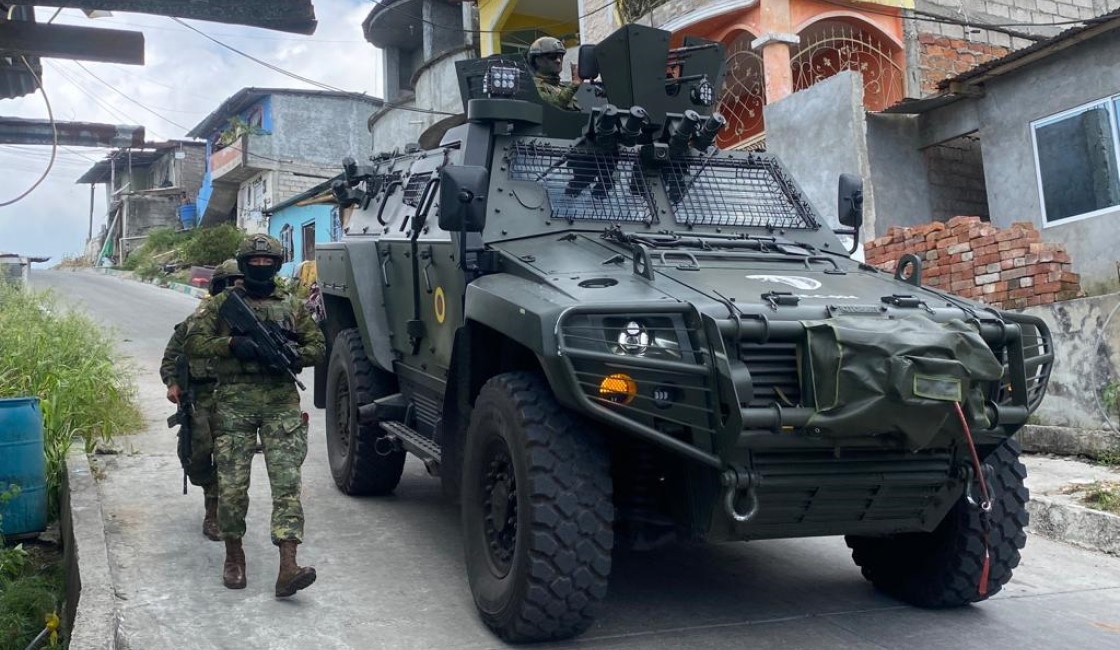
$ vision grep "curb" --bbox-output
[62,447,125,649]
[1028,495,1120,556]
[1020,424,1120,459]
[91,267,207,299]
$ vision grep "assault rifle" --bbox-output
[220,288,306,390]
[166,352,193,495]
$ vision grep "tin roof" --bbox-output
[885,9,1120,114]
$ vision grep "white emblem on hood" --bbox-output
[745,275,822,291]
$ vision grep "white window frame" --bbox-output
[1031,94,1120,227]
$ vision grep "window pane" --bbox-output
[1035,104,1120,222]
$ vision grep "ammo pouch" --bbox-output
[802,314,1004,450]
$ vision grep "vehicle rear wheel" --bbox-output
[325,328,406,495]
[462,372,614,642]
[845,439,1029,607]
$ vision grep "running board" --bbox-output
[379,420,441,476]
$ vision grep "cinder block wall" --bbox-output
[864,215,1083,308]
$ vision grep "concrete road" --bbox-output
[33,269,1120,649]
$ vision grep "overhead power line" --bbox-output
[1,58,57,207]
[170,17,458,117]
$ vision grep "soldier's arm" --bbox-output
[556,83,579,108]
[159,322,187,387]
[291,300,326,367]
[184,294,234,358]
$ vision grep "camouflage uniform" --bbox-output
[159,317,218,497]
[185,271,325,545]
[533,72,580,111]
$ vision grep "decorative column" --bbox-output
[752,0,798,103]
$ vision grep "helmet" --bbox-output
[236,234,284,261]
[208,258,243,296]
[212,259,243,281]
[527,36,566,68]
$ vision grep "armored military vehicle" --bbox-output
[315,24,1053,643]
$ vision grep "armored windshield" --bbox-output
[507,141,819,229]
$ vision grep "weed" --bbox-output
[0,283,143,514]
[1062,481,1120,514]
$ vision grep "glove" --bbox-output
[229,336,260,361]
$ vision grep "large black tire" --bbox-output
[324,328,406,495]
[462,372,614,643]
[845,439,1029,607]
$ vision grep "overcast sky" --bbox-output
[0,1,383,265]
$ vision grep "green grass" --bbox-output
[1063,481,1120,514]
[1,283,143,648]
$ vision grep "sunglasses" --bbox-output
[544,53,564,61]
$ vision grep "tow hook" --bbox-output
[721,467,760,524]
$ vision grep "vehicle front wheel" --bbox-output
[462,372,614,643]
[845,439,1029,607]
[324,328,406,495]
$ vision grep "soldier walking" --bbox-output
[160,259,244,540]
[185,234,325,598]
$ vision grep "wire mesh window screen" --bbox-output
[508,142,656,223]
[661,157,817,229]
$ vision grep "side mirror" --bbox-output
[438,165,489,232]
[578,44,599,81]
[837,173,864,230]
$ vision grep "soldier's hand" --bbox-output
[570,62,583,87]
[230,336,260,361]
[166,384,182,404]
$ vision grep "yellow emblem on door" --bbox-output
[433,286,446,324]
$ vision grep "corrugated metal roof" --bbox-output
[0,6,41,101]
[186,87,384,139]
[75,141,202,184]
[935,8,1120,90]
[883,9,1120,115]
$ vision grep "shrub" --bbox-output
[180,223,243,267]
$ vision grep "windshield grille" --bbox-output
[508,142,655,223]
[662,155,818,229]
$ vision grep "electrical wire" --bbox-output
[0,58,57,207]
[368,0,617,35]
[170,16,459,117]
[46,61,169,138]
[72,61,194,132]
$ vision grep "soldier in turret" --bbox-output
[527,36,582,111]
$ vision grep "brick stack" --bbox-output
[864,216,1083,309]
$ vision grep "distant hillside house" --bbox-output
[186,88,383,232]
[77,141,206,264]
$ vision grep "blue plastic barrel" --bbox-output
[0,397,47,537]
[178,203,198,229]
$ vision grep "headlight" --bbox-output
[606,317,683,360]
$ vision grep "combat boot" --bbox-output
[223,539,246,589]
[202,496,221,541]
[275,540,316,598]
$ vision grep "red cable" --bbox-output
[954,402,992,597]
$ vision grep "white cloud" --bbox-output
[0,0,384,264]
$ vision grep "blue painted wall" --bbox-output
[268,203,335,277]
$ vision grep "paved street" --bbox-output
[32,269,1120,649]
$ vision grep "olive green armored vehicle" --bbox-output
[315,24,1053,643]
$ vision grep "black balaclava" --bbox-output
[240,258,279,297]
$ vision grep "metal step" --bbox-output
[379,420,441,474]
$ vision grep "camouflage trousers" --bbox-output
[187,387,218,499]
[213,381,308,545]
